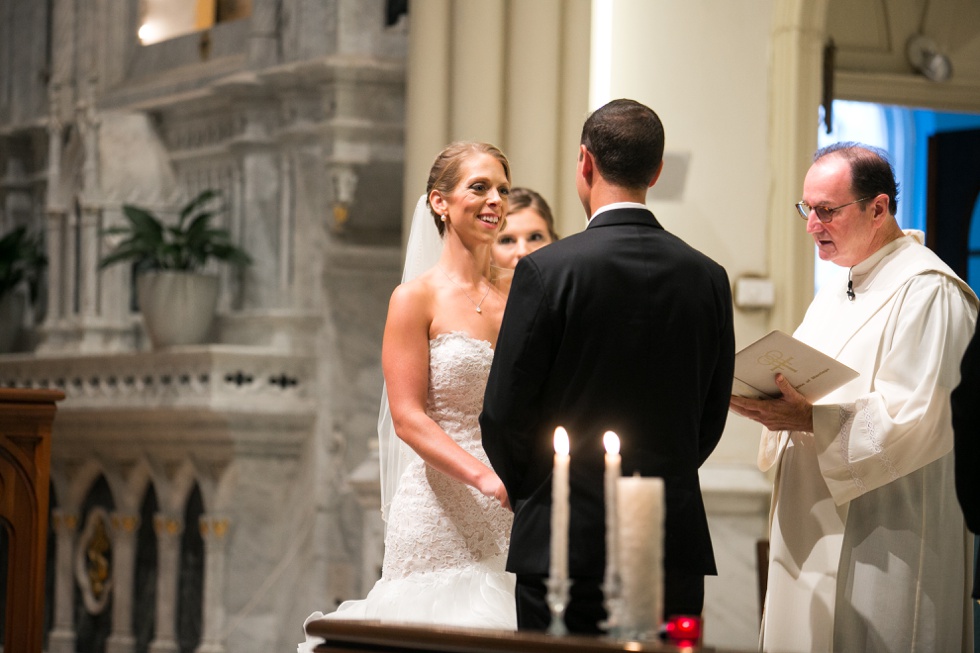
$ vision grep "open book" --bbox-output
[733,330,859,400]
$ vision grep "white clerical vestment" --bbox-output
[759,233,978,653]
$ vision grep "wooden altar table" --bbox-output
[308,618,748,653]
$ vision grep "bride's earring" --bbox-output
[440,213,447,222]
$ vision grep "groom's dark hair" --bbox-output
[581,99,664,190]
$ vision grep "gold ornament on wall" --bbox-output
[74,507,114,615]
[327,164,359,233]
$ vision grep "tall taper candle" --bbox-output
[550,427,570,584]
[617,475,665,638]
[603,431,621,592]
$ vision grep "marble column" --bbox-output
[40,206,68,349]
[767,2,829,332]
[402,0,450,228]
[348,444,383,594]
[76,78,101,328]
[106,512,141,653]
[230,102,282,310]
[503,1,561,205]
[78,202,101,321]
[449,1,505,142]
[504,0,590,234]
[49,0,77,113]
[48,510,79,653]
[402,0,590,238]
[219,162,245,313]
[196,515,231,653]
[40,81,69,352]
[248,0,279,68]
[148,514,183,653]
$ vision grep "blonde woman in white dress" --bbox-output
[300,142,516,651]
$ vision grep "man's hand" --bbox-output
[729,373,814,432]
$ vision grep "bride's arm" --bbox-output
[383,282,508,506]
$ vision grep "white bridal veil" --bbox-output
[378,194,444,522]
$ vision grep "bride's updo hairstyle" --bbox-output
[426,141,511,236]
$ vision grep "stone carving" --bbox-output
[74,507,113,615]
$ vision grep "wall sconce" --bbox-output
[906,35,952,82]
[327,164,358,232]
[733,276,775,311]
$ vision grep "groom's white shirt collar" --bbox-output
[587,201,648,225]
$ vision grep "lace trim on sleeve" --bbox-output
[837,403,868,493]
[838,399,902,492]
[856,397,900,482]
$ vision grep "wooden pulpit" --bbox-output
[0,388,63,653]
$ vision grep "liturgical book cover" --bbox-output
[732,330,859,401]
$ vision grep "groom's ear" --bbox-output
[578,145,595,186]
[648,160,664,188]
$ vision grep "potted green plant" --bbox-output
[0,225,47,352]
[100,189,251,349]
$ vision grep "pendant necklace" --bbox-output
[439,265,491,313]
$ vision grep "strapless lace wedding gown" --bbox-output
[299,333,515,651]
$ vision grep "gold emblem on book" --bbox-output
[757,350,799,374]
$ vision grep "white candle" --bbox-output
[616,475,665,637]
[549,426,570,584]
[603,431,621,591]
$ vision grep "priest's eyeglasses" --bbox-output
[795,197,873,223]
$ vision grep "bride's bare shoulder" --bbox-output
[388,270,440,318]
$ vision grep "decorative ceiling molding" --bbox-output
[836,69,980,112]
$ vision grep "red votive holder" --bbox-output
[662,614,702,647]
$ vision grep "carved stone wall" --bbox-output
[0,1,405,652]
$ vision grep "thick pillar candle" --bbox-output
[549,427,570,584]
[603,431,621,592]
[616,475,665,637]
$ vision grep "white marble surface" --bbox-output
[0,2,407,652]
[701,464,771,651]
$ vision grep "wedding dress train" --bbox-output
[299,333,515,651]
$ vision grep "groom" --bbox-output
[480,99,735,633]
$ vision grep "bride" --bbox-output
[300,142,515,650]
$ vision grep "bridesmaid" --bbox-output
[491,187,559,294]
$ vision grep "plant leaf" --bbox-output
[99,189,246,272]
[179,189,220,229]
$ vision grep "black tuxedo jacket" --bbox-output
[481,207,735,582]
[952,320,980,532]
[951,320,980,598]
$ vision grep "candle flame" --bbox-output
[603,430,620,455]
[554,426,569,456]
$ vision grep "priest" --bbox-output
[730,142,977,652]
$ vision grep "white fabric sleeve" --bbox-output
[813,274,978,505]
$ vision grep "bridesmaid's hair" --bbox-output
[506,187,560,242]
[427,142,511,236]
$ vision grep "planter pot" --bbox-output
[0,291,26,353]
[137,271,220,349]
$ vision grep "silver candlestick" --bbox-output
[545,575,571,636]
[600,569,624,638]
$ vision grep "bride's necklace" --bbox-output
[438,265,491,313]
